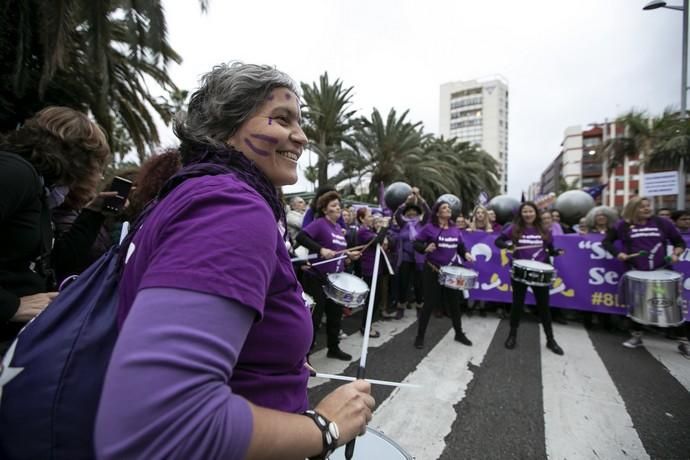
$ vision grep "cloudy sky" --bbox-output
[160,0,683,196]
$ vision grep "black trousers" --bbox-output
[510,279,554,338]
[417,264,464,339]
[302,273,343,350]
[398,261,423,305]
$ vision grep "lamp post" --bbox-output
[643,0,688,209]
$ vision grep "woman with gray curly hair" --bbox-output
[95,63,374,460]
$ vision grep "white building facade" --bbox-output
[439,77,509,193]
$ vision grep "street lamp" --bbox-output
[643,0,688,209]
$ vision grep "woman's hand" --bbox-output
[464,252,474,262]
[320,248,336,259]
[346,250,362,261]
[617,253,629,262]
[315,380,375,445]
[669,253,680,264]
[425,243,437,253]
[86,191,121,214]
[12,292,58,322]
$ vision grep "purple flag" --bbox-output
[585,182,608,199]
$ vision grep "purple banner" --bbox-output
[460,232,690,320]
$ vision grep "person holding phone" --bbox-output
[95,63,374,460]
[0,106,111,354]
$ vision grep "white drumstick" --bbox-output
[312,372,421,389]
[290,254,318,263]
[310,254,349,267]
[379,245,394,275]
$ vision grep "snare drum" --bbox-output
[330,427,412,460]
[511,259,555,287]
[438,266,478,290]
[621,270,685,327]
[323,273,370,308]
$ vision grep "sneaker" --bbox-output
[360,328,380,338]
[326,348,352,361]
[414,336,424,349]
[338,330,348,339]
[622,335,643,349]
[679,342,690,359]
[454,333,472,346]
[380,310,397,319]
[504,334,516,349]
[394,308,404,320]
[546,339,564,355]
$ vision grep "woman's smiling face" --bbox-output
[227,87,307,186]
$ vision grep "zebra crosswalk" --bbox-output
[307,311,690,460]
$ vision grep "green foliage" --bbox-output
[0,1,205,162]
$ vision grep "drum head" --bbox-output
[441,266,478,276]
[330,427,412,459]
[513,259,553,271]
[625,270,682,281]
[327,272,369,293]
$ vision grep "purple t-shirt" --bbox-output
[357,226,379,277]
[613,217,684,270]
[302,217,347,275]
[117,174,312,412]
[501,224,550,263]
[416,223,466,266]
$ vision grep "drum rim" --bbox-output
[440,265,479,275]
[330,427,412,459]
[624,269,683,282]
[512,259,554,271]
[627,314,686,328]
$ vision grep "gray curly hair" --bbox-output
[174,62,299,159]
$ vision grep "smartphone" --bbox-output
[103,176,133,213]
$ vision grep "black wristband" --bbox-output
[303,409,339,460]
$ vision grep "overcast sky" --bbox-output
[160,0,683,197]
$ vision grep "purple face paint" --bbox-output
[284,92,292,100]
[266,94,275,100]
[244,138,270,157]
[268,117,273,125]
[251,133,279,144]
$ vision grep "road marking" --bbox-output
[541,325,649,460]
[371,316,500,460]
[641,335,690,393]
[308,315,417,388]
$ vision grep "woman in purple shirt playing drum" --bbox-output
[95,63,374,460]
[601,196,688,356]
[297,191,362,361]
[495,202,565,355]
[413,201,474,349]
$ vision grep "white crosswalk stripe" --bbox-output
[309,313,690,460]
[541,324,648,460]
[368,316,500,460]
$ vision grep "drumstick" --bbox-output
[290,254,318,263]
[379,245,394,275]
[345,242,382,460]
[512,244,543,251]
[334,244,367,255]
[627,250,649,259]
[311,372,421,389]
[309,254,349,267]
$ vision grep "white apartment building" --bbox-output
[439,76,509,193]
[561,125,584,189]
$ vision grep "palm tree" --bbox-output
[300,72,356,186]
[420,137,500,213]
[644,111,690,173]
[341,107,426,199]
[0,1,207,160]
